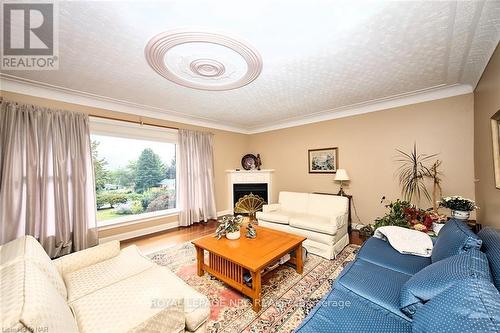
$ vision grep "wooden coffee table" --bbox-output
[192,224,306,312]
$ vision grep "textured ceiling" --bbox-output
[1,0,499,132]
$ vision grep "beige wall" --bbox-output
[0,91,249,236]
[474,45,500,229]
[249,94,475,225]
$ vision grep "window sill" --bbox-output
[97,208,180,231]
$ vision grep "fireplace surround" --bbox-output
[226,169,274,214]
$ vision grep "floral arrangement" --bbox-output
[215,215,243,239]
[439,196,477,212]
[404,206,433,232]
[373,198,450,233]
[429,212,447,223]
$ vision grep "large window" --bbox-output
[90,117,178,226]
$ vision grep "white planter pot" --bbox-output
[451,210,470,221]
[226,230,240,240]
[432,222,446,235]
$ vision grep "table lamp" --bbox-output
[335,169,350,196]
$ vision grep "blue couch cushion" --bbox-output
[431,219,482,263]
[478,227,500,289]
[336,258,412,320]
[295,284,411,333]
[357,237,431,275]
[412,278,500,333]
[400,249,492,317]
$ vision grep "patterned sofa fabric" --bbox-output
[0,235,68,298]
[1,236,210,333]
[69,267,189,333]
[356,237,431,275]
[399,249,492,317]
[1,261,79,333]
[299,221,500,333]
[431,219,482,263]
[412,278,500,333]
[295,284,411,333]
[478,227,500,289]
[336,258,412,320]
[53,240,121,276]
[64,245,155,302]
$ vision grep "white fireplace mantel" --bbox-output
[226,169,274,214]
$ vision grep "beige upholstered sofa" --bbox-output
[0,236,210,333]
[256,192,349,259]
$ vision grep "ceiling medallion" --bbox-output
[145,30,263,91]
[189,58,225,77]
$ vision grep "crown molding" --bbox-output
[0,74,249,134]
[247,83,473,133]
[0,74,472,135]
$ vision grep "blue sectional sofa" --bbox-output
[296,220,500,333]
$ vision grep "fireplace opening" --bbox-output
[233,183,268,213]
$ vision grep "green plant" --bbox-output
[396,143,437,206]
[215,215,243,239]
[359,224,375,237]
[374,199,412,230]
[95,192,128,209]
[115,201,143,215]
[439,196,477,212]
[427,160,443,212]
[135,148,165,193]
[141,189,166,210]
[145,194,173,212]
[108,193,128,207]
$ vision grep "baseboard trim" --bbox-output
[217,210,232,217]
[99,221,179,243]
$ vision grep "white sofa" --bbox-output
[256,192,349,259]
[0,236,210,333]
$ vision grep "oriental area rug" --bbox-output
[149,242,359,333]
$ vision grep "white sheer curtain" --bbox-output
[178,129,217,226]
[0,99,98,257]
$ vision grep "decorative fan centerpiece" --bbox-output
[234,193,266,221]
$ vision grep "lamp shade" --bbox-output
[335,169,350,181]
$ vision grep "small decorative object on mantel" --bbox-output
[334,169,350,196]
[439,196,478,221]
[256,154,262,170]
[308,147,338,173]
[241,154,258,170]
[215,215,243,240]
[234,193,266,222]
[246,223,257,239]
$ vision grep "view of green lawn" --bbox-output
[96,208,121,221]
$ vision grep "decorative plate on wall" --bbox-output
[241,154,257,170]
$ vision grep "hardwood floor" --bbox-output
[121,220,218,253]
[121,219,363,253]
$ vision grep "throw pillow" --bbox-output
[400,249,491,317]
[431,219,482,263]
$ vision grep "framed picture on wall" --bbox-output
[491,110,500,189]
[308,147,338,173]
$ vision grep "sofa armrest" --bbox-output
[53,240,120,276]
[262,203,281,213]
[330,212,348,230]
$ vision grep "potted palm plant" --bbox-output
[439,196,477,221]
[215,215,244,240]
[396,143,437,207]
